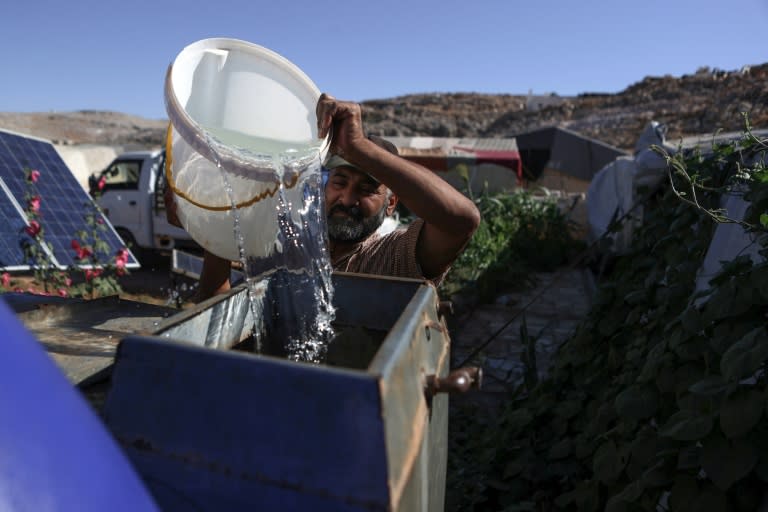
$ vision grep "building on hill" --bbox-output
[385,136,523,197]
[386,130,626,240]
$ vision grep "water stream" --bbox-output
[201,129,336,363]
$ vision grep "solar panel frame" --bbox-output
[0,176,56,271]
[0,128,140,271]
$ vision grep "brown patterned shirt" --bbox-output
[331,219,444,285]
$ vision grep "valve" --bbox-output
[425,366,482,399]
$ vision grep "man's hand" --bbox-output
[316,93,366,158]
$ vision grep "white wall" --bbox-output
[54,145,121,189]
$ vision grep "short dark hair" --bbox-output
[367,134,399,156]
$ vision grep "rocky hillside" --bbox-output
[1,63,765,152]
[362,63,768,150]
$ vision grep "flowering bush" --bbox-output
[0,168,129,299]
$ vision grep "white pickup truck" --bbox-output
[89,149,199,261]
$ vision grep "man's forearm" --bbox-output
[346,138,480,236]
[195,250,231,302]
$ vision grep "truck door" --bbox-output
[97,158,148,248]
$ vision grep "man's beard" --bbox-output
[327,203,388,243]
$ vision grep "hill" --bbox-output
[1,63,765,153]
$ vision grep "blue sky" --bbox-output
[2,0,766,120]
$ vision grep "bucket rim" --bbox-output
[163,38,330,211]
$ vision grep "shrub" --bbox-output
[438,185,582,302]
[446,120,768,511]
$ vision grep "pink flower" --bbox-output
[116,258,126,270]
[85,268,103,281]
[57,288,68,297]
[25,220,41,237]
[71,240,92,260]
[115,248,129,264]
[64,277,72,287]
[29,170,40,183]
[97,176,106,191]
[28,196,41,213]
[1,273,10,288]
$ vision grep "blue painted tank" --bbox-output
[103,272,452,511]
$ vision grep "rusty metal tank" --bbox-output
[104,272,474,511]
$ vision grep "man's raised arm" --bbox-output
[317,94,480,279]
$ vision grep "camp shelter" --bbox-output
[515,126,628,195]
[386,136,522,196]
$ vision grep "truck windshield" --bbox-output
[101,160,141,190]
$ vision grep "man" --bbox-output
[179,94,480,300]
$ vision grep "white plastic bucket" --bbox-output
[164,38,329,261]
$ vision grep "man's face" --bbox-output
[324,166,393,243]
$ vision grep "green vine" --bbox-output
[448,120,768,512]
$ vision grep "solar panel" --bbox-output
[0,177,42,271]
[0,129,139,270]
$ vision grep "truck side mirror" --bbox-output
[88,174,99,195]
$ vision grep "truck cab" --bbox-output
[90,149,198,259]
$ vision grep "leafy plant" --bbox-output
[447,120,768,511]
[437,179,582,302]
[0,169,129,298]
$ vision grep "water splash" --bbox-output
[200,130,336,363]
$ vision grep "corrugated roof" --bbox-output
[385,136,518,156]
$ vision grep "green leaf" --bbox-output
[593,440,625,484]
[674,363,707,395]
[555,400,582,419]
[720,388,764,438]
[638,341,670,382]
[688,375,732,397]
[720,326,768,381]
[640,459,675,488]
[760,212,768,228]
[503,458,526,478]
[628,429,657,469]
[700,434,757,491]
[677,445,699,470]
[690,484,730,512]
[547,437,571,460]
[573,434,594,460]
[554,480,599,510]
[615,385,658,420]
[624,289,647,305]
[598,313,623,337]
[669,474,698,511]
[659,410,713,441]
[605,480,645,512]
[679,307,702,334]
[504,408,533,430]
[755,457,768,482]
